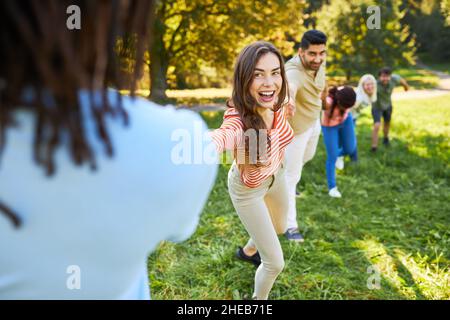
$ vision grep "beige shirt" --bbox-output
[285,55,326,135]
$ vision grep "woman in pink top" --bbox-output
[321,86,357,198]
[211,41,294,300]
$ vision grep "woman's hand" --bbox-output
[284,97,296,118]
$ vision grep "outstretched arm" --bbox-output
[400,78,410,91]
[285,68,303,118]
[393,74,409,92]
[284,82,299,118]
[210,118,243,154]
[321,83,329,110]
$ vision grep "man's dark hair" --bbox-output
[300,30,327,50]
[0,0,155,228]
[379,67,392,76]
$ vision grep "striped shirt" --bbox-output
[211,107,294,188]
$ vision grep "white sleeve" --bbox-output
[164,111,218,243]
[286,69,302,102]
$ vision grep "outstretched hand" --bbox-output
[401,79,410,92]
[284,98,296,118]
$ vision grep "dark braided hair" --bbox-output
[0,0,155,228]
[327,86,357,121]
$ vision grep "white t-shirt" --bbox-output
[0,91,218,299]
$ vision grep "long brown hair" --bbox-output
[0,0,155,228]
[230,41,288,169]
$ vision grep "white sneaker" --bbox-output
[335,156,344,170]
[329,187,342,198]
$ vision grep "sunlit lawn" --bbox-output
[130,67,440,107]
[148,93,449,300]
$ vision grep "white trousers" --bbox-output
[228,162,288,300]
[284,119,321,229]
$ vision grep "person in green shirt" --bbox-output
[371,67,409,152]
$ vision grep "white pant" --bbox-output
[285,119,321,229]
[228,162,288,300]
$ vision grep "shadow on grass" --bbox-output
[291,116,449,299]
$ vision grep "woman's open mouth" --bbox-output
[258,91,276,103]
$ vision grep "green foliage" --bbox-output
[142,0,447,94]
[150,0,307,94]
[148,94,450,300]
[303,0,329,29]
[403,0,450,63]
[316,0,416,79]
[442,0,450,25]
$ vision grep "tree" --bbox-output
[316,0,416,80]
[441,0,450,25]
[402,0,450,63]
[148,0,306,103]
[303,0,329,29]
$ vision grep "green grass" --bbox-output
[148,94,450,300]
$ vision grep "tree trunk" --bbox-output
[346,69,352,81]
[149,18,169,104]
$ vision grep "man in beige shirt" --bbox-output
[284,30,327,242]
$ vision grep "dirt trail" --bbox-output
[392,65,450,101]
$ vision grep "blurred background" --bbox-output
[117,0,450,106]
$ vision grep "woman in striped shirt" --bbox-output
[211,41,294,300]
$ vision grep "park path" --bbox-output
[182,66,450,112]
[392,64,450,101]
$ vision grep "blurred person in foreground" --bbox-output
[0,0,217,299]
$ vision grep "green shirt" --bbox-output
[373,74,402,110]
